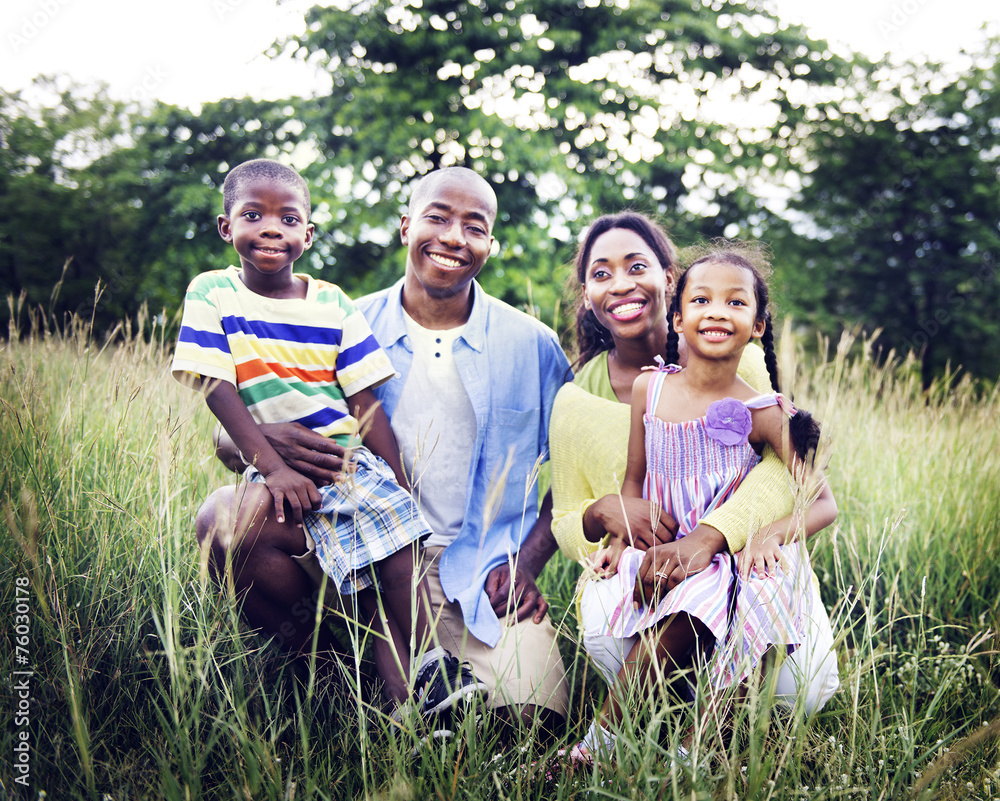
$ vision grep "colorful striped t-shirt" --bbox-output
[172,266,396,446]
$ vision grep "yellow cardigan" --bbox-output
[549,345,794,563]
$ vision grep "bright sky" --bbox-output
[1,0,998,108]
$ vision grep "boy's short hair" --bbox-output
[222,159,311,217]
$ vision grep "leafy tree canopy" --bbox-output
[281,0,855,328]
[780,37,1000,385]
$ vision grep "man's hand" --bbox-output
[585,494,679,550]
[260,423,353,486]
[631,524,728,608]
[484,562,549,624]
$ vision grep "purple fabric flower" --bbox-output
[705,398,752,446]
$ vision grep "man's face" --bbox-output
[400,177,495,301]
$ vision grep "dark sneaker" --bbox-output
[412,649,488,718]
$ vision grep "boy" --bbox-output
[173,158,484,715]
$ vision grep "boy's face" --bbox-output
[400,176,495,301]
[218,178,314,287]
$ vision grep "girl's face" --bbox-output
[583,227,673,343]
[673,259,765,358]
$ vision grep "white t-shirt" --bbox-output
[392,312,476,547]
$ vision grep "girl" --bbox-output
[572,246,837,762]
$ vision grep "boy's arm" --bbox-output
[349,388,409,490]
[204,380,320,525]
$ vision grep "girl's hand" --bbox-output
[590,538,628,578]
[261,464,322,527]
[738,533,784,579]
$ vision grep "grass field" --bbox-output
[2,306,999,800]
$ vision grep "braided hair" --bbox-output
[671,245,822,464]
[572,212,678,370]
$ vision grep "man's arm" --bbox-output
[349,387,409,490]
[215,422,353,485]
[484,490,558,625]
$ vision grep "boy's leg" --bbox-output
[196,483,349,667]
[353,587,410,704]
[378,542,434,666]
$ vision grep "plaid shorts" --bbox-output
[245,446,432,594]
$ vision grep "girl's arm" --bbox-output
[621,371,651,501]
[348,387,409,490]
[204,380,321,525]
[595,372,654,575]
[738,406,838,577]
[738,481,837,577]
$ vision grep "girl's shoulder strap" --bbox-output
[642,356,681,412]
[745,392,797,418]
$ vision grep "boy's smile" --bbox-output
[218,178,314,297]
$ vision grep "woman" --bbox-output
[549,212,839,730]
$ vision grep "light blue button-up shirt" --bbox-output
[357,278,572,646]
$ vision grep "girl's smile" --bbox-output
[674,260,764,358]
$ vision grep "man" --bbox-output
[197,167,571,735]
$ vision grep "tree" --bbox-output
[281,0,853,333]
[783,38,1000,385]
[0,82,310,333]
[0,79,134,330]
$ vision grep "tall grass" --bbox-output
[1,307,998,800]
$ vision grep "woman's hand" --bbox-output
[632,524,728,608]
[584,494,678,549]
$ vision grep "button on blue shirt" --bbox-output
[357,278,571,646]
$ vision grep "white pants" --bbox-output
[581,571,839,715]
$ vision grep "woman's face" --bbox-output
[583,227,673,343]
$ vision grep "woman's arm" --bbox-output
[700,446,794,553]
[551,382,678,563]
[736,404,837,576]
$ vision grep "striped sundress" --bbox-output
[581,364,814,688]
